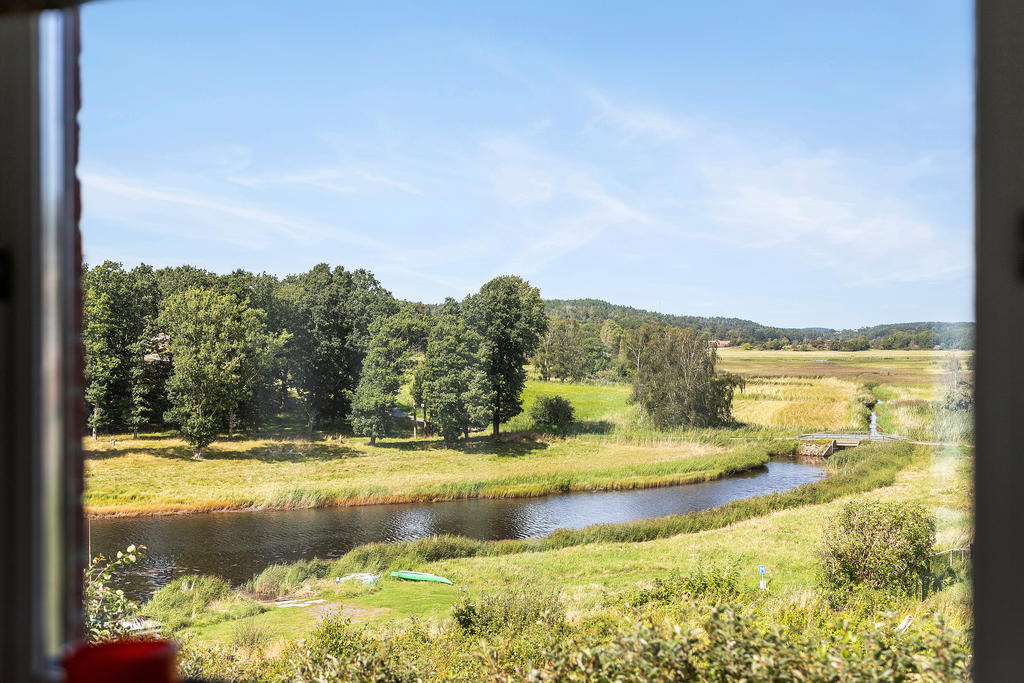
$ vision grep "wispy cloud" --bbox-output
[585,88,696,142]
[583,89,971,287]
[228,167,425,197]
[228,170,358,194]
[80,171,387,249]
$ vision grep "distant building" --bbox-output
[711,339,732,348]
[143,333,171,363]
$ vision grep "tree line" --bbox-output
[544,298,975,350]
[83,263,546,455]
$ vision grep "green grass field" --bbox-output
[84,350,970,516]
[84,433,770,516]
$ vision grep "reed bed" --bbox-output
[84,435,760,517]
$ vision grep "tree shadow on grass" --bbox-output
[566,420,614,435]
[83,445,191,461]
[373,433,550,457]
[84,441,362,463]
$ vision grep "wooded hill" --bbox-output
[543,298,974,350]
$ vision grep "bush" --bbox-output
[305,615,374,660]
[452,589,565,636]
[530,395,575,430]
[483,608,970,682]
[624,560,740,607]
[819,500,935,601]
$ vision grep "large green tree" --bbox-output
[423,301,490,446]
[351,308,421,445]
[84,262,133,438]
[463,276,546,435]
[83,261,160,439]
[125,264,167,438]
[281,264,396,435]
[533,317,587,382]
[632,327,744,428]
[159,288,277,458]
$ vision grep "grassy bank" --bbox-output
[84,435,777,517]
[156,441,971,682]
[266,440,917,575]
[149,441,925,636]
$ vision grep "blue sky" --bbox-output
[79,0,973,329]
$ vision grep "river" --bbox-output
[91,458,826,602]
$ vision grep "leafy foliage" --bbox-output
[177,599,969,683]
[631,326,744,427]
[529,395,575,430]
[160,288,285,457]
[280,264,397,434]
[463,276,547,434]
[84,544,145,641]
[495,607,969,682]
[83,262,163,437]
[819,500,935,601]
[532,318,588,382]
[452,590,566,636]
[352,308,421,444]
[422,302,490,445]
[623,560,740,607]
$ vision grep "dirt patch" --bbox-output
[307,601,390,621]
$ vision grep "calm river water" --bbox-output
[92,459,825,601]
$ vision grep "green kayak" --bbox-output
[390,570,453,585]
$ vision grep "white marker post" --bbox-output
[758,565,767,591]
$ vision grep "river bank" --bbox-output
[84,433,788,518]
[94,458,825,600]
[147,440,967,668]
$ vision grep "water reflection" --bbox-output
[92,459,824,601]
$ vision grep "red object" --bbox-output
[63,640,177,683]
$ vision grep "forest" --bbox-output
[545,298,975,350]
[83,262,967,457]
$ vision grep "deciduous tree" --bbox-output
[281,264,396,435]
[160,289,276,458]
[631,327,744,428]
[351,308,419,445]
[463,276,546,435]
[423,302,490,446]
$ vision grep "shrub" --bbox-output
[452,590,565,636]
[624,560,741,607]
[305,615,374,660]
[490,607,969,682]
[530,395,575,430]
[143,575,231,630]
[229,618,269,652]
[84,544,146,641]
[819,500,935,601]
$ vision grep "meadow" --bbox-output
[83,349,970,516]
[83,348,973,679]
[163,441,971,680]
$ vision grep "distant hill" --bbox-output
[543,298,974,349]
